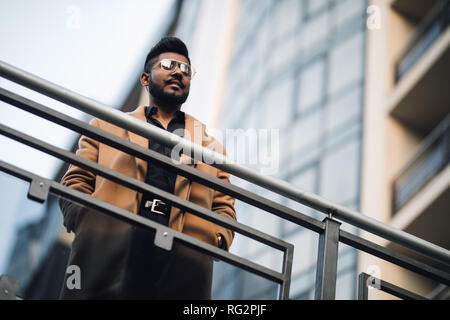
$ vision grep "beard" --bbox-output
[148,78,189,112]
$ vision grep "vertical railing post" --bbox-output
[357,273,370,300]
[279,244,294,300]
[314,216,341,300]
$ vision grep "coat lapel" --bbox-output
[169,114,205,231]
[127,106,149,184]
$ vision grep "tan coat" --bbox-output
[58,106,236,298]
[61,105,236,249]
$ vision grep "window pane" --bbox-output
[306,0,329,16]
[298,58,325,113]
[290,268,316,299]
[269,32,300,72]
[272,0,302,39]
[291,166,317,193]
[260,78,294,129]
[319,138,360,204]
[286,230,319,275]
[240,269,278,299]
[335,269,356,300]
[283,167,320,234]
[299,10,330,53]
[326,86,362,133]
[332,0,365,28]
[328,32,364,95]
[289,109,322,154]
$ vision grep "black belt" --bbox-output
[141,198,171,216]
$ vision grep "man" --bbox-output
[59,37,236,299]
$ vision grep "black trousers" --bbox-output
[121,210,213,299]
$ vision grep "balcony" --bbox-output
[391,0,440,23]
[389,115,450,269]
[387,0,450,134]
[392,114,450,213]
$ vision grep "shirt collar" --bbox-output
[145,106,185,123]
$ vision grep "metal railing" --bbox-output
[0,89,294,299]
[1,60,449,300]
[357,273,429,300]
[392,113,450,212]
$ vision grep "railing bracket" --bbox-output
[0,275,20,300]
[326,208,338,220]
[154,228,174,251]
[27,179,50,203]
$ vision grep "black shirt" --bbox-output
[142,105,185,201]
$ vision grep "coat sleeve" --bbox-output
[202,132,237,251]
[59,118,100,233]
[211,167,237,251]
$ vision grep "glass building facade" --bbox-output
[177,0,368,299]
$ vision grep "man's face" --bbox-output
[140,52,191,107]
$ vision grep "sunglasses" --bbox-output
[158,58,196,79]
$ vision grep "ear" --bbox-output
[140,72,150,87]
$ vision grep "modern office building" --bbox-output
[162,0,369,299]
[164,0,449,299]
[1,0,448,300]
[359,0,450,299]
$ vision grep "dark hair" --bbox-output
[144,36,191,72]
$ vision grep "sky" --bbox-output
[0,0,175,272]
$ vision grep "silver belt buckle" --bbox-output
[149,199,166,215]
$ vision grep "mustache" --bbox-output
[165,78,185,89]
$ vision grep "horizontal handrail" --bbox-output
[0,122,292,253]
[340,231,450,286]
[0,118,295,299]
[0,87,324,234]
[1,60,449,265]
[2,87,449,290]
[0,159,292,298]
[358,273,428,300]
